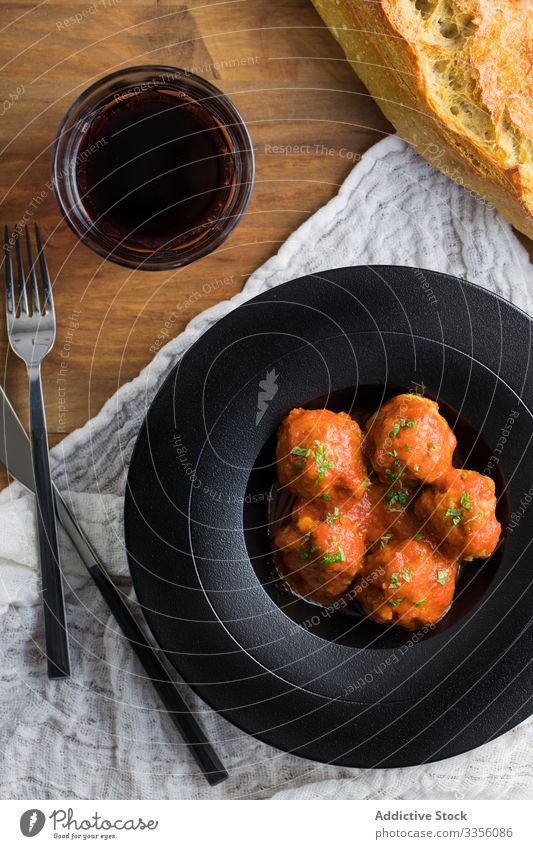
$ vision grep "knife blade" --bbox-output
[0,386,228,785]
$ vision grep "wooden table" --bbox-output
[0,0,529,488]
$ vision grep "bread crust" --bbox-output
[311,0,533,238]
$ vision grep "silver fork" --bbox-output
[3,224,70,678]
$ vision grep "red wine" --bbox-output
[76,88,236,252]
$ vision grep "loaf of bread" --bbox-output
[311,0,532,238]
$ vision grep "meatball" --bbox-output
[357,538,457,630]
[276,408,368,503]
[364,393,456,486]
[274,498,364,604]
[414,469,501,560]
[348,482,420,552]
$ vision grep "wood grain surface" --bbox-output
[0,0,530,490]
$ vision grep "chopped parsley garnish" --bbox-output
[446,491,482,526]
[362,478,371,489]
[389,419,415,439]
[404,444,411,451]
[294,463,304,471]
[380,533,393,548]
[321,493,331,501]
[388,572,400,589]
[388,598,403,608]
[427,441,436,450]
[464,511,483,525]
[299,536,318,560]
[326,507,341,525]
[460,491,472,511]
[385,489,409,511]
[321,547,345,565]
[436,569,450,585]
[314,440,334,483]
[445,507,463,526]
[385,459,404,485]
[414,598,427,607]
[414,532,424,541]
[298,536,316,559]
[402,567,411,582]
[291,446,310,457]
[386,449,398,458]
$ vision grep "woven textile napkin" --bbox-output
[0,135,532,800]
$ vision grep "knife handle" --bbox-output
[85,558,228,786]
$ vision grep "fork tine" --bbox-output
[34,223,53,315]
[24,224,40,316]
[14,225,29,315]
[3,225,15,320]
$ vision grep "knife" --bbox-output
[0,386,228,786]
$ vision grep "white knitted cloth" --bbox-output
[0,136,532,800]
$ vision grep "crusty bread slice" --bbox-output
[311,0,533,238]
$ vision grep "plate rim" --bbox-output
[124,264,533,768]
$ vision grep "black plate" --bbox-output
[124,266,533,767]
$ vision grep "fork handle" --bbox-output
[28,365,71,678]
